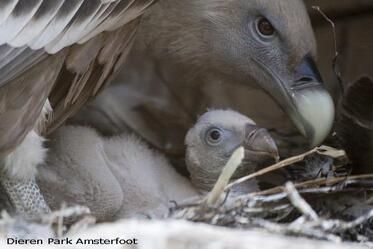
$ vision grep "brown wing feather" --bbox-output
[0,0,155,154]
[0,50,67,154]
[47,19,140,133]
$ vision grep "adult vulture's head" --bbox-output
[140,0,335,147]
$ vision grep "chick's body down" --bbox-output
[37,126,197,221]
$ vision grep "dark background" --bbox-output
[305,0,373,101]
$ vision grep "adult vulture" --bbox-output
[0,0,335,216]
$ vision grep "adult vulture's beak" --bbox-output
[242,124,279,165]
[261,56,335,147]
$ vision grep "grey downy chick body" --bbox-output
[38,126,197,221]
[36,110,278,220]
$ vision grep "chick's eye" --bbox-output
[256,17,275,37]
[206,128,222,145]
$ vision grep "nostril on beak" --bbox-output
[292,76,321,90]
[296,76,315,83]
[293,55,323,90]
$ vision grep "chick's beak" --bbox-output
[243,124,280,164]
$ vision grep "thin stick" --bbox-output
[225,148,318,191]
[312,6,344,94]
[285,182,319,221]
[248,174,373,197]
[226,146,346,192]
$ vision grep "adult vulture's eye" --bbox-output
[206,128,223,145]
[256,17,275,37]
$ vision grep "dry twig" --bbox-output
[226,146,345,192]
[285,182,319,221]
[225,147,318,191]
[312,6,344,94]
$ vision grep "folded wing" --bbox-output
[0,0,155,152]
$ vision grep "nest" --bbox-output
[1,148,372,248]
[169,146,373,246]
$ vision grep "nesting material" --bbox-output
[204,147,245,205]
[171,146,373,246]
[0,147,372,248]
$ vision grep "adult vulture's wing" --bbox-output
[0,0,154,152]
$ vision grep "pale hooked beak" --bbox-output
[262,56,335,147]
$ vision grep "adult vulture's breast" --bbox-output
[0,0,154,154]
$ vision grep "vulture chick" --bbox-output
[0,0,155,216]
[185,110,279,193]
[36,110,278,220]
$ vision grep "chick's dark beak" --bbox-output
[243,124,279,164]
